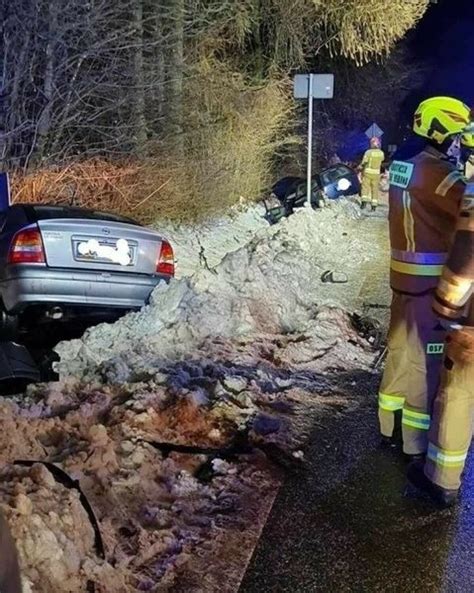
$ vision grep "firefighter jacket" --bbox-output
[433,178,474,327]
[464,157,474,180]
[388,145,466,295]
[362,148,385,175]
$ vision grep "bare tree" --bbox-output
[163,0,185,154]
[0,0,429,174]
[131,0,147,154]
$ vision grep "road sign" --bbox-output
[294,74,335,207]
[293,74,334,99]
[365,123,384,139]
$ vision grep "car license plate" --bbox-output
[74,238,135,266]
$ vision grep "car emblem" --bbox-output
[102,228,111,235]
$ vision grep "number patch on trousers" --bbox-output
[427,343,445,355]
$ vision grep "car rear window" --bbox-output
[320,165,352,185]
[28,205,138,225]
[334,165,352,177]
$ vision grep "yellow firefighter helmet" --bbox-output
[413,96,474,147]
[461,129,474,149]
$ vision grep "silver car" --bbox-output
[0,204,174,338]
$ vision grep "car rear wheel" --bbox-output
[0,305,19,341]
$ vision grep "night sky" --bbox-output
[342,0,474,155]
[404,0,474,116]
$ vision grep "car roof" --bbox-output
[320,164,352,173]
[9,204,139,225]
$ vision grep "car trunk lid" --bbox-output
[37,219,163,275]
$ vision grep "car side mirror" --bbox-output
[0,173,11,213]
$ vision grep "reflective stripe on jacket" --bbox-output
[362,148,385,175]
[433,179,474,325]
[388,146,466,295]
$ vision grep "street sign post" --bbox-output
[294,74,334,207]
[306,75,315,210]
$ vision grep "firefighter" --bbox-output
[407,173,474,507]
[378,97,474,460]
[360,137,385,211]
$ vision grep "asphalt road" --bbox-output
[240,372,474,593]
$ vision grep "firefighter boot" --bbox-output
[407,460,458,508]
[380,435,398,451]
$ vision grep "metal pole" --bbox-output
[307,74,314,208]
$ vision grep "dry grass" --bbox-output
[11,160,147,215]
[11,159,189,224]
[174,62,295,221]
[11,65,295,225]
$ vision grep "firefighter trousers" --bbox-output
[424,328,474,491]
[361,172,381,206]
[378,291,446,455]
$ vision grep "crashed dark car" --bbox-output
[0,204,175,338]
[267,164,361,218]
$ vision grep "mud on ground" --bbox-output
[0,309,379,592]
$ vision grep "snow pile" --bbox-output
[0,201,389,592]
[56,201,383,381]
[156,203,269,278]
[1,314,376,591]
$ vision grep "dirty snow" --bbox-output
[0,199,391,592]
[0,317,374,592]
[0,376,279,592]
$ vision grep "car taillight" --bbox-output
[8,227,46,264]
[156,240,175,276]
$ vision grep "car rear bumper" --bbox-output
[0,265,168,313]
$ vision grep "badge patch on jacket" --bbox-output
[389,161,414,189]
[426,343,444,355]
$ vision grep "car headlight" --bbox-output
[266,193,282,209]
[336,178,351,191]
